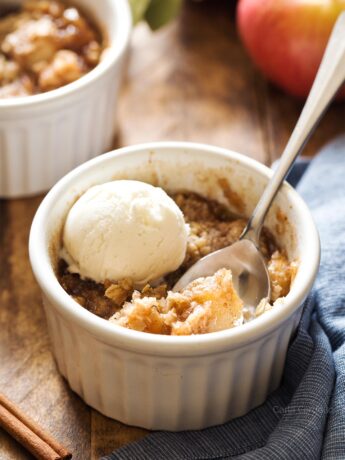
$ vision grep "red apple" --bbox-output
[237,0,345,98]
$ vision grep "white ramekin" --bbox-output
[29,142,320,431]
[0,0,132,198]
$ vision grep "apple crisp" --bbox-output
[0,0,103,98]
[112,269,244,335]
[59,191,297,335]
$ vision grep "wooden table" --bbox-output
[1,1,344,458]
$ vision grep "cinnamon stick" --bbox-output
[0,393,72,460]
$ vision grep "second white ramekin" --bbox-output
[29,142,320,431]
[0,0,132,198]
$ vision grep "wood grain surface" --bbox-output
[0,1,344,459]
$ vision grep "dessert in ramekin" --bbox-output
[0,0,104,97]
[29,142,320,431]
[57,185,297,335]
[0,0,131,197]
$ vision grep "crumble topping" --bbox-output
[110,269,244,335]
[268,251,298,301]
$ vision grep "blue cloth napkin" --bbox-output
[103,136,345,460]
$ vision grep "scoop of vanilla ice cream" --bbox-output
[62,180,188,285]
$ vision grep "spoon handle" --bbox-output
[242,12,345,245]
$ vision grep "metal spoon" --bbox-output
[174,12,345,307]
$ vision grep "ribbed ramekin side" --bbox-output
[0,62,123,198]
[43,294,303,431]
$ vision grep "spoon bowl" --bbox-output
[173,239,271,308]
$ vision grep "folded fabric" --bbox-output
[103,136,345,460]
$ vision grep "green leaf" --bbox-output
[128,0,152,24]
[144,0,183,30]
